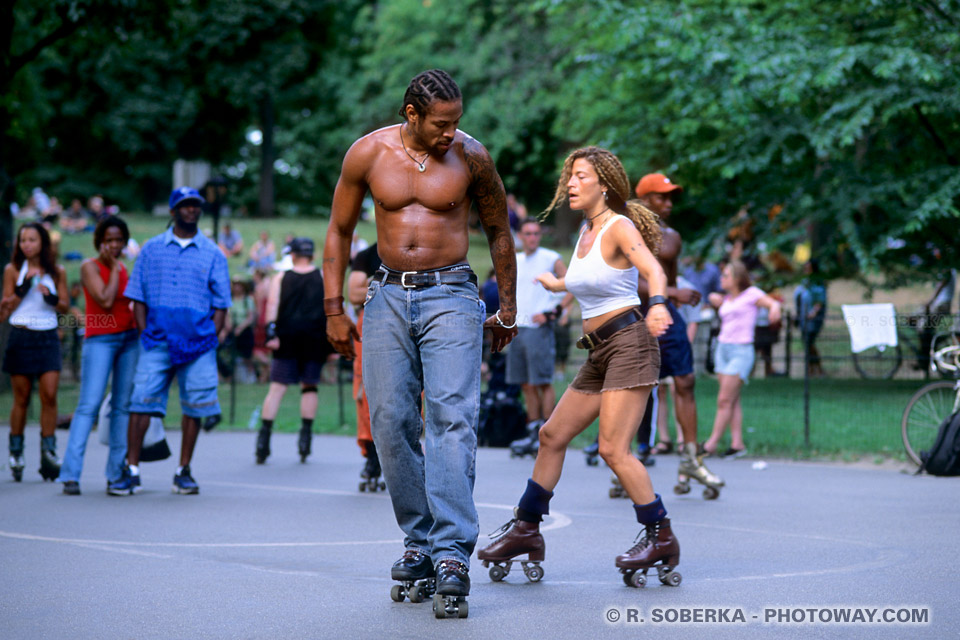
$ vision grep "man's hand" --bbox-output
[483,314,518,353]
[673,288,701,306]
[326,314,360,359]
[645,304,673,338]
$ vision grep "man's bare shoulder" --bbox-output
[344,125,398,167]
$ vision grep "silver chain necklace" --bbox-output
[400,125,428,173]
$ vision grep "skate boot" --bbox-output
[297,426,312,463]
[583,437,600,466]
[39,435,61,481]
[477,512,545,583]
[433,559,469,619]
[636,442,655,467]
[9,434,25,482]
[509,420,542,459]
[390,549,436,604]
[616,517,682,588]
[676,443,724,500]
[255,427,271,464]
[359,444,385,492]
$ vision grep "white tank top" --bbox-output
[565,214,641,319]
[10,262,59,331]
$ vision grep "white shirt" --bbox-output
[516,247,563,327]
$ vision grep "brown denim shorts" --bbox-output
[569,318,660,394]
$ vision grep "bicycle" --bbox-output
[853,311,959,380]
[900,342,960,467]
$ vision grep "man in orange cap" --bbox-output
[634,173,724,497]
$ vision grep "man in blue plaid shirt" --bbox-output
[108,187,231,496]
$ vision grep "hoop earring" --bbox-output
[603,191,608,201]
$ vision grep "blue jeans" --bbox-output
[59,329,139,483]
[129,343,220,418]
[362,277,485,568]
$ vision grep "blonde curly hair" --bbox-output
[541,146,661,256]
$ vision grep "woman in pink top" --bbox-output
[703,261,781,457]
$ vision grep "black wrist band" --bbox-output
[14,282,30,298]
[265,322,277,341]
[648,295,668,307]
[43,292,60,307]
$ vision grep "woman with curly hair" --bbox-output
[1,222,69,482]
[478,147,684,588]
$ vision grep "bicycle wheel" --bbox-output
[901,381,960,467]
[853,343,902,380]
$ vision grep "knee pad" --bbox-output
[301,385,318,395]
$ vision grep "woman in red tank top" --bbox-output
[58,216,141,495]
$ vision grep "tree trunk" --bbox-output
[258,93,275,217]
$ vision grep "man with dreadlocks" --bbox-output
[478,146,685,590]
[323,69,517,616]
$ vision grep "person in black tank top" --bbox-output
[254,238,332,464]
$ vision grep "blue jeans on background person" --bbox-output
[59,329,139,484]
[362,277,485,569]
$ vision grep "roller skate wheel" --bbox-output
[703,486,720,500]
[359,482,367,492]
[665,571,682,586]
[457,599,468,618]
[488,565,506,582]
[524,565,544,582]
[629,572,647,588]
[673,483,691,495]
[608,487,622,499]
[390,584,405,602]
[433,595,448,618]
[409,585,424,603]
[622,572,634,586]
[300,454,308,463]
[586,456,598,466]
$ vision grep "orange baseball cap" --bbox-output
[635,173,683,198]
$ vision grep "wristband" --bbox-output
[648,295,668,308]
[324,296,345,316]
[43,292,60,307]
[265,322,277,341]
[495,309,517,329]
[14,281,30,298]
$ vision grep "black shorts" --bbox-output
[2,327,62,377]
[270,356,324,386]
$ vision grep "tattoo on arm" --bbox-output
[464,137,516,314]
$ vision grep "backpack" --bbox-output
[477,389,528,448]
[921,411,960,476]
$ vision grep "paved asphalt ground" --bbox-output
[1,427,957,640]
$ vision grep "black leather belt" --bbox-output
[576,307,644,351]
[377,266,478,289]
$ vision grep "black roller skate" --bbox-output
[359,444,386,492]
[616,517,682,588]
[9,434,25,482]
[297,426,312,463]
[255,427,271,464]
[433,559,469,619]
[39,435,60,481]
[477,515,545,583]
[390,550,436,604]
[584,438,599,466]
[636,442,655,467]
[509,420,541,459]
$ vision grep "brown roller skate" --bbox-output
[615,517,682,588]
[477,513,545,583]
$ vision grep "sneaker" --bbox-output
[63,481,81,496]
[172,466,200,495]
[107,468,140,496]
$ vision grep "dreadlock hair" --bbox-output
[541,146,662,256]
[398,69,462,119]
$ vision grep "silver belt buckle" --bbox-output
[400,271,418,289]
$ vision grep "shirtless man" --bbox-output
[635,173,723,495]
[322,69,517,606]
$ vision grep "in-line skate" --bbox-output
[509,420,542,459]
[359,445,386,493]
[584,438,599,466]
[477,515,545,583]
[9,434,25,482]
[255,427,271,464]
[674,443,724,500]
[432,559,469,619]
[298,426,311,463]
[390,550,436,604]
[616,517,682,588]
[39,435,60,481]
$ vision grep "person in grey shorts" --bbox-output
[506,221,571,437]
